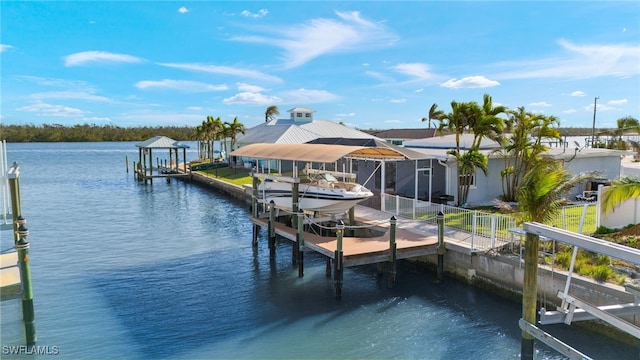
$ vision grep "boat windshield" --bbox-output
[319,173,338,182]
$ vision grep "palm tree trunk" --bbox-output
[521,232,539,360]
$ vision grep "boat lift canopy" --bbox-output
[230,143,418,163]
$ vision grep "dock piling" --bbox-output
[252,177,259,247]
[334,220,344,299]
[297,209,304,277]
[388,216,397,287]
[436,211,445,284]
[16,223,36,345]
[268,200,276,257]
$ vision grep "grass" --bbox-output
[198,166,253,186]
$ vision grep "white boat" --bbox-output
[258,172,373,214]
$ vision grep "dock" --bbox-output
[250,204,450,297]
[1,251,21,300]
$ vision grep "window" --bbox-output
[305,113,311,118]
[459,173,476,188]
[296,113,302,117]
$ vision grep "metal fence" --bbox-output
[381,193,597,252]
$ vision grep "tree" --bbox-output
[601,177,640,214]
[516,158,598,360]
[265,105,279,123]
[422,103,444,129]
[601,116,640,150]
[495,107,560,202]
[431,94,505,206]
[223,117,246,162]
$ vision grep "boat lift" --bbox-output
[521,222,640,359]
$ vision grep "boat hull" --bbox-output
[258,181,372,214]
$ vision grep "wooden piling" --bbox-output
[252,177,259,247]
[388,216,397,287]
[125,156,129,173]
[436,211,445,284]
[8,164,36,345]
[297,209,304,277]
[325,258,332,278]
[15,224,36,345]
[334,220,344,299]
[521,232,539,360]
[268,200,276,257]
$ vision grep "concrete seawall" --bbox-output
[186,170,639,344]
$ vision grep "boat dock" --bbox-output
[250,204,452,297]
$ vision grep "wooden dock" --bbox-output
[250,216,438,267]
[1,251,21,300]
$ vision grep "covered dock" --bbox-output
[134,136,190,183]
[231,143,446,298]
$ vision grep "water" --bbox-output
[0,142,636,359]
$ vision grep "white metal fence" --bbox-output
[381,193,597,252]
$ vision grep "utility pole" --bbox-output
[590,96,599,147]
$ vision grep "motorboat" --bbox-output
[257,172,373,214]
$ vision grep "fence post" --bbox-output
[395,195,400,216]
[490,214,497,248]
[471,211,477,251]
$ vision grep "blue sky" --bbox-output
[1,1,639,130]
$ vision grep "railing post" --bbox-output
[490,214,497,248]
[395,195,400,215]
[471,211,477,251]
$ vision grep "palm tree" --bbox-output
[497,107,560,202]
[224,117,246,163]
[516,158,598,359]
[601,177,640,214]
[265,105,279,123]
[422,103,444,129]
[202,116,223,161]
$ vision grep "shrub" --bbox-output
[591,265,614,282]
[594,226,617,235]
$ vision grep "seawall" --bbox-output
[185,170,639,345]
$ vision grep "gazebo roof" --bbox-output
[136,136,190,149]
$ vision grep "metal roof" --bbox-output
[236,119,379,145]
[230,143,416,163]
[136,136,190,149]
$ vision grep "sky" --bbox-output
[1,1,639,130]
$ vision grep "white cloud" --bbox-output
[493,40,640,80]
[608,98,628,105]
[231,11,398,68]
[64,51,144,67]
[0,44,12,53]
[237,82,265,92]
[570,91,586,97]
[17,102,85,117]
[178,6,189,14]
[415,88,424,93]
[158,62,281,82]
[187,106,203,111]
[390,98,407,104]
[135,79,228,92]
[241,9,268,18]
[281,88,340,104]
[15,76,94,90]
[365,71,395,82]
[336,113,356,117]
[223,92,282,105]
[393,63,435,81]
[83,116,111,123]
[117,110,204,125]
[29,91,110,102]
[528,101,552,107]
[441,76,500,89]
[384,119,402,124]
[562,109,577,114]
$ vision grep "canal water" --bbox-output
[1,142,636,359]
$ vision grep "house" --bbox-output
[365,128,440,146]
[403,134,628,206]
